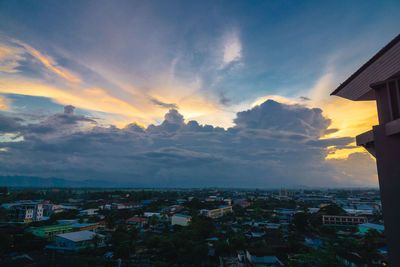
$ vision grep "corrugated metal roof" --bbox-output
[57,230,103,242]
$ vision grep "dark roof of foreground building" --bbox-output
[331,34,400,101]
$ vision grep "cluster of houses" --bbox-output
[0,188,387,266]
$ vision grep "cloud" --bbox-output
[221,30,242,68]
[12,40,81,83]
[0,45,24,73]
[0,100,377,187]
[150,97,178,109]
[0,95,7,110]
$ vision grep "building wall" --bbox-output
[171,215,191,226]
[322,215,367,226]
[31,224,73,238]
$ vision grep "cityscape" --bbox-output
[0,187,387,266]
[1,0,400,266]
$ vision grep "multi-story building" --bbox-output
[3,202,44,222]
[200,205,233,219]
[322,215,368,226]
[30,224,73,239]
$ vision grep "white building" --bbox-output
[171,214,191,226]
[2,202,44,222]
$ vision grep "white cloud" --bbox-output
[221,30,242,68]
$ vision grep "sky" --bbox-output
[0,0,399,187]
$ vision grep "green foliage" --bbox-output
[0,232,12,252]
[289,246,339,267]
[293,212,307,232]
[13,232,47,252]
[111,227,138,258]
[318,204,346,216]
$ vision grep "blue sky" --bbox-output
[0,0,398,186]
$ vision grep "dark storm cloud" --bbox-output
[0,100,376,187]
[0,114,23,133]
[150,98,179,109]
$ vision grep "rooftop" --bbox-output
[57,230,103,242]
[331,34,400,101]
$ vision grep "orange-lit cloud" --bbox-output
[249,71,378,161]
[12,40,81,83]
[0,77,152,125]
[0,45,24,73]
[0,95,7,110]
[309,71,378,160]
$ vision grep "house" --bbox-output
[234,199,250,208]
[111,202,142,210]
[46,230,105,252]
[200,206,232,218]
[79,209,98,216]
[171,214,191,226]
[246,249,284,266]
[125,216,148,227]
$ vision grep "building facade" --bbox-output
[322,215,367,226]
[171,214,191,226]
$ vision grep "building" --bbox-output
[111,202,142,210]
[125,216,148,227]
[171,214,191,226]
[46,230,105,252]
[2,202,44,222]
[200,206,233,218]
[322,215,367,226]
[246,250,284,266]
[234,199,250,208]
[30,223,73,239]
[79,208,98,216]
[72,223,99,232]
[331,34,400,265]
[358,222,385,235]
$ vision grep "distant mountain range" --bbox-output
[0,176,119,188]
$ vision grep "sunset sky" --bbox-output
[0,0,399,187]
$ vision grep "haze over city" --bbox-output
[1,0,400,187]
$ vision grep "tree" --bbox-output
[105,213,116,229]
[319,204,345,215]
[91,233,102,250]
[293,212,308,232]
